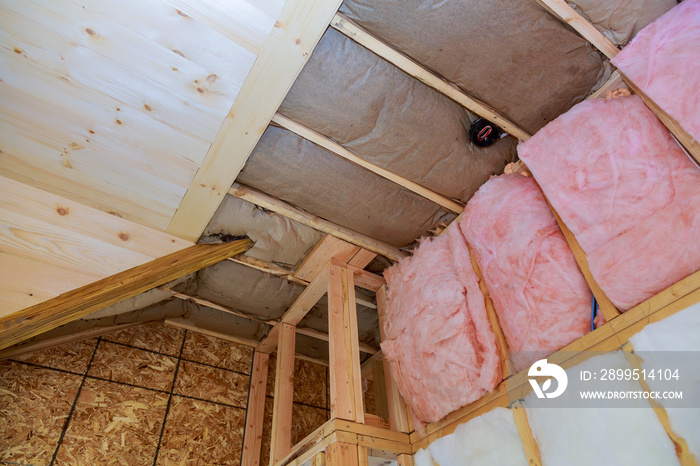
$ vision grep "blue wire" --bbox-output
[591,293,597,331]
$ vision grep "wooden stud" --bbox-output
[358,445,370,466]
[326,441,360,466]
[330,14,531,142]
[312,451,326,466]
[376,285,411,433]
[242,352,270,466]
[167,0,345,241]
[467,243,511,378]
[0,239,252,351]
[397,454,415,466]
[296,235,361,282]
[532,0,619,59]
[230,183,405,261]
[271,322,296,463]
[511,401,542,466]
[622,343,697,466]
[329,263,365,423]
[347,249,378,269]
[272,114,464,213]
[296,326,378,355]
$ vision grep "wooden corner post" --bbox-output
[241,351,270,466]
[271,323,296,463]
[328,262,365,423]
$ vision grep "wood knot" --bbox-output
[13,48,22,54]
[144,104,152,111]
[115,119,122,125]
[85,27,96,36]
[118,232,130,241]
[108,211,123,218]
[56,207,69,216]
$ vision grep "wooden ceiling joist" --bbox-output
[173,292,378,354]
[272,113,464,214]
[330,14,531,142]
[230,182,406,261]
[167,0,345,242]
[0,239,253,351]
[533,0,619,60]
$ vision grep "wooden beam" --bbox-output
[533,0,619,59]
[167,0,345,241]
[0,322,139,360]
[330,14,531,142]
[0,239,253,351]
[511,401,542,466]
[397,454,414,466]
[296,235,362,282]
[329,263,365,423]
[272,114,464,213]
[228,255,307,287]
[173,292,274,325]
[376,285,411,433]
[622,343,696,465]
[242,351,270,466]
[296,326,378,355]
[588,70,625,100]
[271,322,296,463]
[230,183,406,261]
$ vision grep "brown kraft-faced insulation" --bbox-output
[237,126,453,248]
[278,28,515,203]
[339,0,605,133]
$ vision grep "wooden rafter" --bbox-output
[167,0,345,242]
[230,183,406,261]
[330,14,531,141]
[272,114,464,213]
[0,239,252,351]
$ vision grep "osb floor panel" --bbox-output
[0,361,81,465]
[0,321,304,465]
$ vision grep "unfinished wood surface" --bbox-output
[467,243,511,378]
[622,343,696,466]
[0,239,252,351]
[372,359,390,419]
[168,0,344,241]
[296,235,361,282]
[271,323,296,464]
[326,442,359,466]
[545,198,620,321]
[242,351,270,466]
[589,70,626,99]
[397,454,414,466]
[0,176,192,317]
[622,75,700,166]
[358,446,369,466]
[165,318,258,347]
[347,249,378,269]
[230,183,405,261]
[511,401,542,466]
[312,451,326,466]
[272,114,464,214]
[295,326,378,355]
[328,263,364,423]
[533,0,619,59]
[341,262,386,293]
[376,286,411,434]
[174,292,274,325]
[229,254,307,286]
[330,14,531,142]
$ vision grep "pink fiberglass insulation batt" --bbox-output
[518,95,700,311]
[460,175,592,373]
[382,225,501,426]
[612,0,700,143]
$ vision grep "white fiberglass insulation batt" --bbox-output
[525,351,680,466]
[201,195,323,268]
[414,407,528,466]
[629,301,700,462]
[382,224,500,427]
[612,0,700,143]
[460,174,591,372]
[518,95,700,311]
